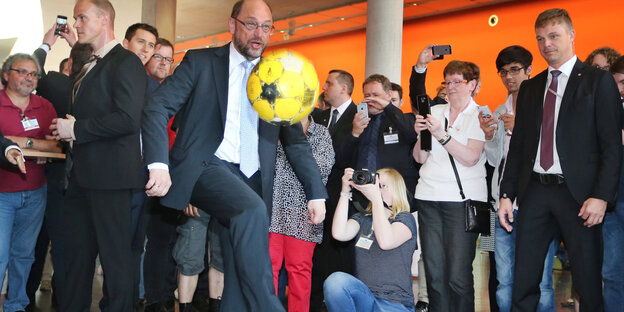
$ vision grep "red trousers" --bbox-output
[269,233,316,312]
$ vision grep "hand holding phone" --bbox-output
[356,102,368,120]
[55,15,68,36]
[432,44,452,60]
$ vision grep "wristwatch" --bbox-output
[26,138,34,148]
[438,133,451,145]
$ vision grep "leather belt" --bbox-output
[531,172,565,185]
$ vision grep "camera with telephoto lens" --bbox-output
[352,168,376,185]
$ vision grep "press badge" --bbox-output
[356,225,374,250]
[383,127,398,144]
[22,117,40,131]
[355,236,373,250]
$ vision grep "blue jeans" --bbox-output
[0,185,47,312]
[323,272,412,312]
[495,209,555,312]
[603,201,624,312]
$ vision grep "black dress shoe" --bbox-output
[209,298,221,312]
[192,295,210,311]
[179,302,197,312]
[415,301,429,312]
[145,302,167,312]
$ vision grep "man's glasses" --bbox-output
[10,68,40,79]
[593,64,610,71]
[441,80,467,87]
[234,18,275,34]
[498,66,524,77]
[152,54,173,64]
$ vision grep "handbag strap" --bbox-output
[445,118,466,200]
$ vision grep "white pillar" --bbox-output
[365,0,403,83]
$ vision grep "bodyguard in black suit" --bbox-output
[499,9,622,312]
[142,1,326,311]
[310,70,357,311]
[51,1,147,310]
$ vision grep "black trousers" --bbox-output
[143,197,180,305]
[189,156,283,311]
[416,199,479,312]
[512,178,603,312]
[60,176,134,312]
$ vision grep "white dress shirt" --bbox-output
[533,55,577,174]
[328,99,352,126]
[214,44,261,164]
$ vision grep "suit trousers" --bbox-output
[61,176,134,312]
[143,197,180,305]
[512,178,603,312]
[189,156,283,312]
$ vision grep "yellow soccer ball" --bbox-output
[247,49,319,126]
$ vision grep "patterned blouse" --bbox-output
[269,121,334,243]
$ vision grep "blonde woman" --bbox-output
[323,168,417,312]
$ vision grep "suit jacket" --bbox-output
[33,48,72,118]
[339,104,420,191]
[312,102,356,168]
[500,59,622,205]
[0,130,17,166]
[408,67,446,113]
[70,44,146,190]
[142,43,327,211]
[312,103,357,220]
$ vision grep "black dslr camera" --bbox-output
[352,168,376,185]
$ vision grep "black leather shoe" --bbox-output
[179,302,197,312]
[209,299,221,312]
[415,301,429,312]
[192,295,211,311]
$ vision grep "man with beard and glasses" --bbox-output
[0,53,61,312]
[141,0,327,311]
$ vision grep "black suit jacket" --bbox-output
[70,44,146,190]
[0,130,18,166]
[409,67,446,113]
[33,48,72,118]
[142,44,327,210]
[312,102,356,168]
[500,59,622,205]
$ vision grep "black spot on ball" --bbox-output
[261,83,280,104]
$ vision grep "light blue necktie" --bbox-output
[239,60,259,177]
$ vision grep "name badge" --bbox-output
[22,117,40,131]
[383,132,399,144]
[355,236,374,250]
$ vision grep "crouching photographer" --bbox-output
[323,167,417,312]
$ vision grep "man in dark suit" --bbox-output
[50,0,147,310]
[310,69,357,311]
[343,74,418,191]
[27,26,93,308]
[498,8,622,311]
[141,1,327,311]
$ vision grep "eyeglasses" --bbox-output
[234,18,275,34]
[593,64,610,71]
[10,68,40,79]
[152,54,173,64]
[441,80,467,87]
[498,66,525,77]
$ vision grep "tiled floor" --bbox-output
[19,250,576,312]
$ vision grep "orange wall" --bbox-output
[256,0,624,112]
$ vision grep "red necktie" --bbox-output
[540,70,561,171]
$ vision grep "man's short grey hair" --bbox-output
[1,53,41,86]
